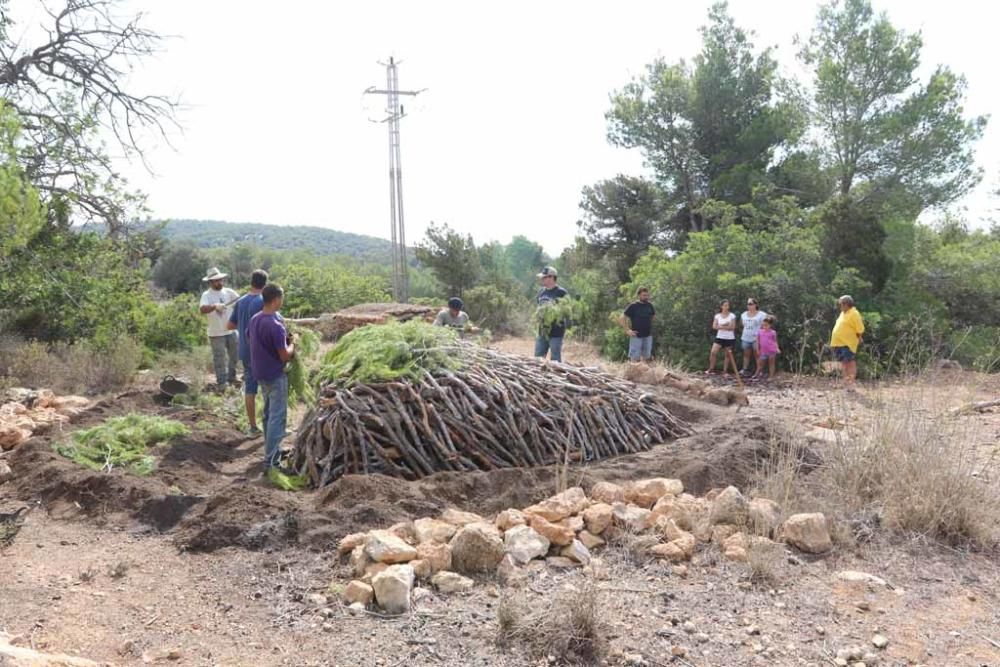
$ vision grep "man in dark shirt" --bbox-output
[247,284,295,471]
[534,266,570,362]
[227,269,268,435]
[622,286,655,362]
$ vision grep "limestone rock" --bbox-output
[611,502,653,532]
[711,524,740,545]
[836,570,887,587]
[495,509,527,531]
[625,478,684,508]
[780,513,832,554]
[344,580,374,606]
[440,508,484,527]
[546,556,580,569]
[578,530,605,550]
[722,532,749,562]
[504,524,551,564]
[527,514,575,546]
[748,498,781,537]
[415,542,452,574]
[560,515,584,533]
[561,539,592,565]
[652,493,708,531]
[649,542,687,562]
[872,634,889,649]
[365,530,418,564]
[388,521,416,544]
[431,570,474,594]
[337,532,368,555]
[363,562,389,583]
[582,503,613,535]
[589,481,626,504]
[449,522,505,573]
[411,559,431,579]
[413,517,458,544]
[350,545,370,577]
[523,487,588,522]
[496,554,525,586]
[709,486,748,525]
[372,564,414,615]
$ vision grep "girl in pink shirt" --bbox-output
[755,316,780,380]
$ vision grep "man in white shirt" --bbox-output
[199,267,240,389]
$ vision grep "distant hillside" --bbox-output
[151,219,395,261]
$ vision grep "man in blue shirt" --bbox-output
[227,270,268,435]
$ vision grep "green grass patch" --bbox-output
[54,413,189,475]
[316,319,462,386]
[267,467,309,491]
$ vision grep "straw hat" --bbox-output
[202,267,229,282]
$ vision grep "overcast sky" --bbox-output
[45,0,998,254]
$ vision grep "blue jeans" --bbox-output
[535,335,564,362]
[259,374,288,469]
[628,335,653,361]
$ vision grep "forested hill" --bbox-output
[151,219,394,261]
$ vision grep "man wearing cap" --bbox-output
[199,267,239,389]
[434,297,470,329]
[535,266,570,362]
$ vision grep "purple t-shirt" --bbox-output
[247,312,288,382]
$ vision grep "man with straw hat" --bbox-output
[199,267,239,389]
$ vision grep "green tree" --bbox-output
[415,222,481,297]
[0,0,177,234]
[0,103,45,257]
[504,235,548,296]
[606,2,801,235]
[800,0,986,211]
[578,175,668,280]
[152,243,210,295]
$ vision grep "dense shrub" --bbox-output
[463,284,529,335]
[271,262,389,317]
[140,294,205,353]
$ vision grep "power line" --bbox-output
[364,57,425,303]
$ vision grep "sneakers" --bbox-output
[247,426,262,437]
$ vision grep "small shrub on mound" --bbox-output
[316,319,460,386]
[55,414,189,475]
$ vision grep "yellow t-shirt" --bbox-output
[830,307,865,352]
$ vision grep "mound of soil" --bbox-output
[3,385,806,555]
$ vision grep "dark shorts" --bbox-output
[833,346,856,362]
[242,358,258,395]
[714,337,735,349]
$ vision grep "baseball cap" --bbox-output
[536,266,558,278]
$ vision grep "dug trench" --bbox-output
[3,385,807,554]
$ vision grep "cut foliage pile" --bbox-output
[293,321,691,486]
[0,388,90,450]
[54,413,189,475]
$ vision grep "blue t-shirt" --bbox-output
[247,312,288,383]
[229,293,264,362]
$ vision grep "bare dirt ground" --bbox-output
[2,338,999,666]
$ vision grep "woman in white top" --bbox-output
[706,299,738,376]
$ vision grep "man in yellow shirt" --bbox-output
[830,295,865,388]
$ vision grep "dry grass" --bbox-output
[497,580,605,665]
[745,538,784,587]
[756,383,1000,551]
[0,337,142,395]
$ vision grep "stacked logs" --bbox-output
[293,347,692,487]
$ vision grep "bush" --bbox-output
[0,337,141,394]
[463,284,529,335]
[271,262,389,317]
[140,294,205,353]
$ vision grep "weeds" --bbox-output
[77,565,99,583]
[497,580,605,664]
[745,538,784,587]
[0,338,141,394]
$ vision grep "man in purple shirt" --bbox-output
[247,284,295,470]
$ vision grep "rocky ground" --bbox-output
[1,339,999,667]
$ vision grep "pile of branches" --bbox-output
[293,343,691,486]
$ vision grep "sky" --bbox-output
[25,0,999,254]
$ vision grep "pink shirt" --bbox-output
[758,328,779,356]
